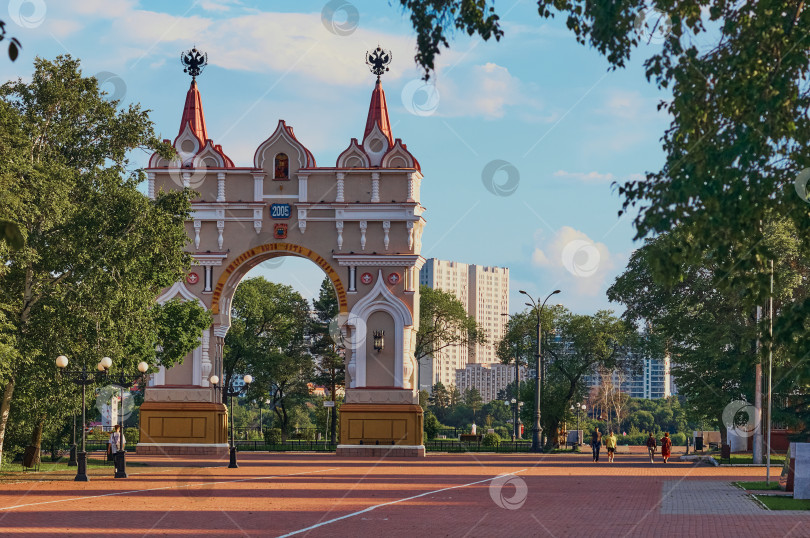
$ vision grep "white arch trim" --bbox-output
[156,281,207,309]
[155,281,207,387]
[347,270,413,389]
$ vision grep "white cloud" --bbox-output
[103,10,416,87]
[553,170,644,185]
[531,226,617,297]
[70,0,137,18]
[199,0,241,12]
[428,62,546,120]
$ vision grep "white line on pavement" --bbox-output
[276,469,528,538]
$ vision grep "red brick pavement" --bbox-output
[0,451,807,537]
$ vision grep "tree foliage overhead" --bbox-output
[399,1,810,314]
[608,219,810,438]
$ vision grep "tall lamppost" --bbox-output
[111,361,150,478]
[210,374,252,468]
[519,289,561,453]
[56,354,111,481]
[68,411,77,467]
[570,403,586,447]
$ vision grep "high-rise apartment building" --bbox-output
[455,363,528,403]
[418,259,509,390]
[583,355,674,400]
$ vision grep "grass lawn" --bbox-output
[0,456,146,482]
[755,495,810,511]
[734,481,781,490]
[727,454,786,465]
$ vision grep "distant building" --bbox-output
[455,363,528,403]
[418,258,509,390]
[583,354,674,400]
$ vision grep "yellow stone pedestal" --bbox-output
[337,403,424,457]
[137,402,228,456]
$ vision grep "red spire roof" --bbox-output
[178,79,208,143]
[363,79,393,146]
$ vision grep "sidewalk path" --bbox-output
[0,452,806,537]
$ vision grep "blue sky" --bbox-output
[1,0,673,314]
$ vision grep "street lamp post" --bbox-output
[519,289,561,453]
[55,354,111,481]
[210,374,253,468]
[68,412,77,467]
[111,361,150,478]
[570,403,586,447]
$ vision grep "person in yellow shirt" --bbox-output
[604,430,618,462]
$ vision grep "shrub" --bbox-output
[424,411,440,440]
[482,432,500,447]
[671,432,686,446]
[125,427,139,445]
[494,426,510,440]
[264,428,282,444]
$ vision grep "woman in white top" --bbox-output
[109,424,126,452]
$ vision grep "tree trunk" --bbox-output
[27,416,45,467]
[0,378,16,465]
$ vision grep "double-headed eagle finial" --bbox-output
[365,46,392,80]
[181,47,208,79]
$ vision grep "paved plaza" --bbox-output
[0,451,808,537]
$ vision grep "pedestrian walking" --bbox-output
[109,424,126,471]
[604,430,618,463]
[646,432,657,463]
[660,432,672,463]
[591,429,602,462]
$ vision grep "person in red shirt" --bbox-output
[660,432,673,463]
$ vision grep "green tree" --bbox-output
[230,277,313,441]
[608,220,810,442]
[415,286,487,389]
[463,386,482,422]
[0,56,208,463]
[310,277,344,444]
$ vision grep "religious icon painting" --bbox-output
[273,223,288,239]
[274,153,289,179]
[387,272,401,285]
[360,272,373,285]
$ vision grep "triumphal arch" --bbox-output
[138,48,426,457]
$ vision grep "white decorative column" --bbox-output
[336,221,344,250]
[194,220,201,249]
[182,171,191,189]
[217,172,225,202]
[203,265,213,292]
[371,172,380,203]
[298,173,308,202]
[217,221,224,249]
[336,172,345,202]
[253,173,264,202]
[407,221,414,250]
[201,328,212,387]
[383,221,390,250]
[147,172,156,200]
[407,172,415,202]
[349,266,357,292]
[360,221,367,250]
